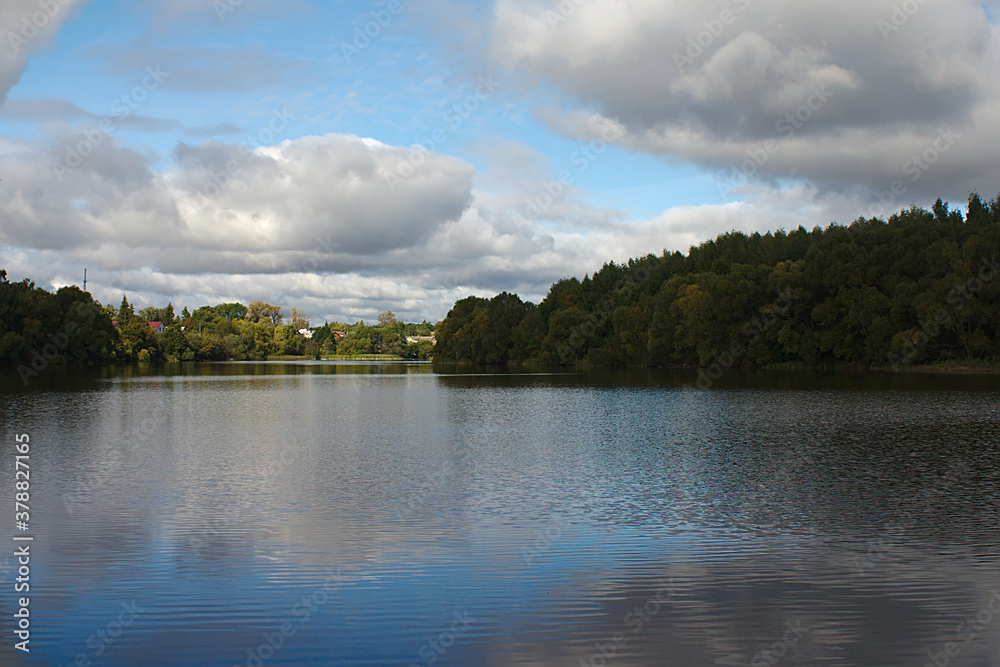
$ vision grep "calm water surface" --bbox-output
[1,363,999,666]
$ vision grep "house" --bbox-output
[298,328,313,339]
[332,331,348,341]
[111,320,166,334]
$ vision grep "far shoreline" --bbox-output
[5,359,1000,383]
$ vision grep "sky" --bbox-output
[0,0,998,324]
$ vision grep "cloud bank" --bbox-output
[491,0,1000,200]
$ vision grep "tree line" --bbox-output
[0,279,435,382]
[433,193,1000,370]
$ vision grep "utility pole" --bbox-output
[83,268,87,292]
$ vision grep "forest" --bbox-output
[5,193,999,379]
[433,194,1000,370]
[0,279,435,383]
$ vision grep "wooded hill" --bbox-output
[433,194,1000,369]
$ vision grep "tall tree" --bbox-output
[247,301,283,325]
[377,310,397,327]
[289,309,310,331]
[117,295,134,322]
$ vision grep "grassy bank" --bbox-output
[321,354,407,361]
[890,359,1000,374]
[763,359,1000,374]
[263,354,410,361]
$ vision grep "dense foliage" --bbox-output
[0,278,434,382]
[0,274,119,379]
[144,306,434,363]
[434,194,1000,369]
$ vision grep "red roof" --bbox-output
[111,320,165,330]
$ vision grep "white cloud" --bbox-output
[0,130,597,320]
[0,118,876,322]
[0,0,87,104]
[3,0,997,323]
[0,132,475,257]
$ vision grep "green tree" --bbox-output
[117,295,134,323]
[432,191,1000,369]
[214,302,248,321]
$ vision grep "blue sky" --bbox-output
[8,0,712,211]
[0,0,998,322]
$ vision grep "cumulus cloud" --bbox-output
[0,0,87,104]
[0,131,545,321]
[0,120,869,322]
[5,0,997,323]
[491,0,1000,200]
[0,132,475,260]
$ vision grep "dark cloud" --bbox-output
[490,0,1000,200]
